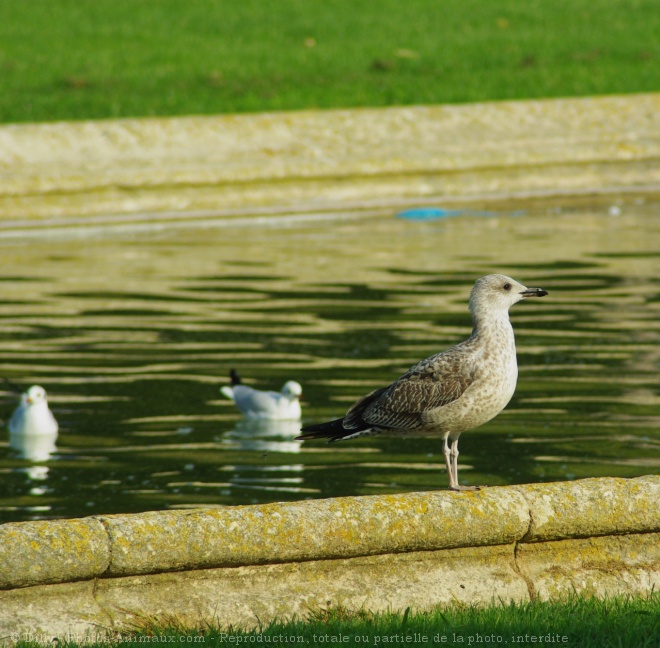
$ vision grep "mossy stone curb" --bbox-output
[0,518,109,589]
[0,93,658,227]
[1,476,658,591]
[517,475,660,542]
[1,477,659,640]
[100,488,528,576]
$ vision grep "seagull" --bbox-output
[8,385,59,461]
[220,369,303,420]
[296,274,548,491]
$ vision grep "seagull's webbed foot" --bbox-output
[448,484,483,492]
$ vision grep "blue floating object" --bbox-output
[395,207,461,221]
[395,206,508,220]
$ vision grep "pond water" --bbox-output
[0,195,658,522]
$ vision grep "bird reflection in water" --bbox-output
[223,417,302,453]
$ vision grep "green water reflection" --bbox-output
[0,197,658,521]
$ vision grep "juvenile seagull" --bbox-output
[9,385,59,461]
[220,369,303,420]
[296,274,547,491]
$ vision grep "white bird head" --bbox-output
[281,381,303,400]
[25,385,49,406]
[469,274,548,318]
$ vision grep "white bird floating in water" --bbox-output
[8,385,59,461]
[297,274,548,491]
[220,369,303,420]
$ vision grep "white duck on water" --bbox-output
[297,274,548,491]
[8,385,59,461]
[220,369,302,420]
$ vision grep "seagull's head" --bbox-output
[25,385,48,406]
[469,274,548,317]
[281,381,303,400]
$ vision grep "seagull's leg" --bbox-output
[450,438,460,486]
[442,434,456,489]
[448,437,481,492]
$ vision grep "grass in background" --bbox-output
[0,0,658,124]
[14,594,660,647]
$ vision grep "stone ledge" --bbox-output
[516,475,660,542]
[0,94,658,226]
[99,487,529,577]
[0,517,109,589]
[1,476,658,591]
[1,477,658,639]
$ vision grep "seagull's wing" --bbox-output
[351,350,476,431]
[298,344,478,441]
[8,406,25,435]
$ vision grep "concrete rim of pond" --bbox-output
[0,93,658,236]
[1,476,659,639]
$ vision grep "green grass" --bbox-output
[15,594,660,647]
[0,0,658,124]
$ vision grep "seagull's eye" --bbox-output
[503,283,511,291]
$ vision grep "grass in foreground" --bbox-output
[0,0,658,124]
[14,594,660,647]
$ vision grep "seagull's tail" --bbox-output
[229,369,242,385]
[296,417,350,442]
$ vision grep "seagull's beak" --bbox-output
[25,397,33,404]
[520,287,548,298]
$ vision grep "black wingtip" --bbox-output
[296,417,353,442]
[295,431,328,441]
[229,369,242,385]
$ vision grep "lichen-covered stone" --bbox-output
[95,544,529,633]
[515,476,660,542]
[0,518,110,589]
[516,532,660,599]
[0,94,658,221]
[100,487,529,576]
[0,477,659,639]
[2,477,658,591]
